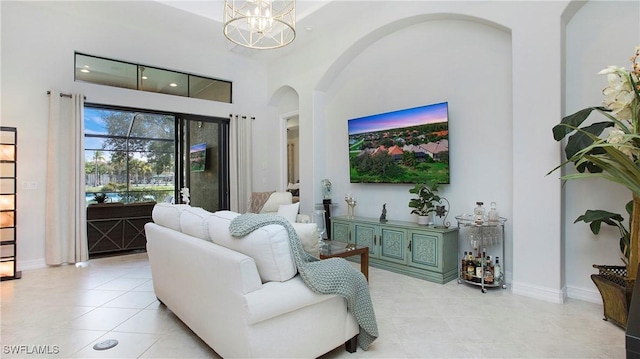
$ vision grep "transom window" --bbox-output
[75,53,232,103]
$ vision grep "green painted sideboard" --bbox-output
[331,216,459,284]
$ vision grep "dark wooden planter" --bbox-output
[87,202,155,256]
[591,265,635,329]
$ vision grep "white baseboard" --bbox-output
[17,258,47,272]
[511,280,567,304]
[566,284,603,304]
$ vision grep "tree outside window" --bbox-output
[84,107,175,204]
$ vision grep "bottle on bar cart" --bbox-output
[461,252,468,280]
[494,257,501,282]
[474,202,485,224]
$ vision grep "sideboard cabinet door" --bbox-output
[408,230,439,270]
[379,226,407,264]
[354,222,379,258]
[331,220,351,244]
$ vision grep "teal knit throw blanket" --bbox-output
[229,213,378,350]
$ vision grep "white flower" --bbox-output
[599,66,635,120]
[606,127,640,159]
[598,65,627,76]
[607,128,626,144]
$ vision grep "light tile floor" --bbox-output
[1,253,626,358]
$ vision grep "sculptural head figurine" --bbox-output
[321,179,332,199]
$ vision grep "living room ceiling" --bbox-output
[157,0,332,24]
[155,0,343,57]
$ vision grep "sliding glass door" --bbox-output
[84,105,229,210]
[181,116,230,212]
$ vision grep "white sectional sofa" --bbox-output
[145,203,359,358]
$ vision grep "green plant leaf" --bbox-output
[575,209,624,227]
[552,107,609,141]
[565,122,614,159]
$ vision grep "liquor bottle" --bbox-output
[488,202,499,224]
[467,255,476,280]
[474,202,485,224]
[461,252,468,279]
[485,268,494,284]
[485,255,493,284]
[494,257,501,281]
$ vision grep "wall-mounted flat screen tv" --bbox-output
[348,102,449,184]
[189,143,206,172]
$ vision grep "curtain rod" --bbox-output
[46,91,86,100]
[229,114,256,120]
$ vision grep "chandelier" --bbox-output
[223,0,296,50]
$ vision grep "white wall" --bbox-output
[322,18,512,222]
[266,0,639,303]
[0,1,275,269]
[564,0,640,302]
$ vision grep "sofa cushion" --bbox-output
[207,211,297,282]
[180,207,215,241]
[277,202,299,224]
[152,203,191,231]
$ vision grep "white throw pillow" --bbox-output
[291,222,319,257]
[277,203,299,224]
[260,192,293,213]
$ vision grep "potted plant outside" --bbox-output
[93,192,108,204]
[408,180,441,226]
[549,45,640,328]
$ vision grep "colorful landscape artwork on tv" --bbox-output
[189,143,206,172]
[348,102,449,184]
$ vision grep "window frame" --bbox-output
[75,53,233,103]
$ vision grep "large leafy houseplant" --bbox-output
[549,46,640,279]
[408,180,441,224]
[574,201,632,265]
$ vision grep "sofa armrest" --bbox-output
[145,223,263,297]
[244,275,338,325]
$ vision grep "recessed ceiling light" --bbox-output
[169,83,178,87]
[142,76,148,80]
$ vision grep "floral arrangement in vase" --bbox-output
[549,45,640,278]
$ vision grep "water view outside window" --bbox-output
[84,107,175,204]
